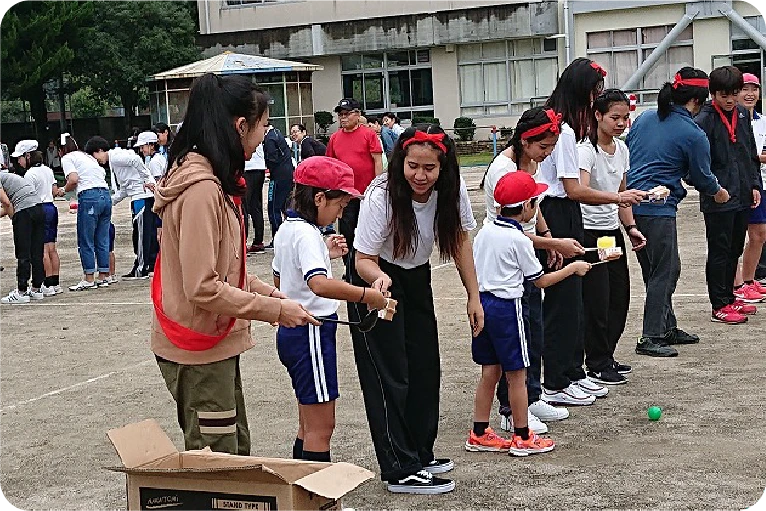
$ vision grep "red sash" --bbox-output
[152,189,247,351]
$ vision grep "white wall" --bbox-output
[309,55,343,131]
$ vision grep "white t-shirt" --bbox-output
[474,217,544,300]
[752,113,766,185]
[246,144,266,171]
[147,152,167,179]
[578,139,629,230]
[24,164,56,203]
[537,123,579,199]
[355,174,477,269]
[62,151,108,194]
[108,148,154,203]
[483,152,538,233]
[272,216,339,317]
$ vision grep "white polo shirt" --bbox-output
[61,151,108,195]
[537,123,579,199]
[483,152,538,233]
[272,216,339,317]
[473,216,543,300]
[354,174,477,269]
[147,152,167,179]
[108,148,154,204]
[578,138,628,230]
[752,112,766,185]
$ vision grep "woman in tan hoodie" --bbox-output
[151,73,317,455]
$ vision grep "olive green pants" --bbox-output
[156,355,250,455]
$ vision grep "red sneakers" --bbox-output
[711,304,748,324]
[750,281,766,295]
[508,432,555,457]
[465,427,512,452]
[734,284,764,303]
[731,299,757,315]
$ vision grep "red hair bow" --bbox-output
[590,61,607,77]
[521,109,563,140]
[672,73,709,89]
[402,130,447,153]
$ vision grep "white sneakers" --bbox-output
[499,410,548,434]
[574,377,608,397]
[1,289,30,304]
[528,399,570,421]
[69,280,96,292]
[541,383,597,406]
[40,284,57,297]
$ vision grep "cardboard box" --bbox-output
[107,419,375,510]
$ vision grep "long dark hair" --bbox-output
[384,125,463,261]
[545,57,605,141]
[58,134,79,156]
[167,73,269,197]
[589,89,630,147]
[657,66,709,120]
[479,107,559,188]
[291,184,346,225]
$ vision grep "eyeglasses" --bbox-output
[338,110,359,118]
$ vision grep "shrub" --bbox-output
[412,116,440,126]
[314,111,334,135]
[453,116,477,141]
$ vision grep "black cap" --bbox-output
[334,98,361,113]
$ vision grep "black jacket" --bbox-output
[263,128,295,182]
[299,137,326,160]
[694,102,761,213]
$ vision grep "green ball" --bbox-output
[647,406,662,421]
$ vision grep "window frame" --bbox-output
[457,38,558,118]
[585,25,694,104]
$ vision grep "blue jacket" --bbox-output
[380,126,397,156]
[627,106,720,217]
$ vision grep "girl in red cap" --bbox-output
[272,156,390,464]
[351,126,482,495]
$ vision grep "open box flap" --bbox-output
[107,419,178,469]
[294,462,375,499]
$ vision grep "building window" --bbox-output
[341,50,433,119]
[225,0,284,5]
[586,25,694,101]
[458,38,558,117]
[729,16,765,91]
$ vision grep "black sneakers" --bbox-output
[664,327,700,345]
[387,470,455,495]
[423,458,454,474]
[613,360,632,374]
[586,368,627,385]
[635,337,678,357]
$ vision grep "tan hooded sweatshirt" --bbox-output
[151,152,282,365]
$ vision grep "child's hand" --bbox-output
[326,234,348,259]
[570,261,592,276]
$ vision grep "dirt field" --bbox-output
[1,166,765,509]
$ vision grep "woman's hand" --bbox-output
[371,272,392,294]
[277,299,321,327]
[617,189,646,206]
[546,249,564,270]
[467,294,484,337]
[627,227,647,251]
[553,237,585,258]
[325,234,348,259]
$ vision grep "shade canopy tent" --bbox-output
[148,52,323,134]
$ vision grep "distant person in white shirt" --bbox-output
[87,136,156,280]
[60,133,113,291]
[136,131,165,260]
[18,141,66,295]
[244,144,267,253]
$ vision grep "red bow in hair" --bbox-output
[521,109,563,139]
[590,61,607,77]
[402,131,447,153]
[672,73,709,89]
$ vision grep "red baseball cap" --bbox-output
[743,73,760,87]
[494,172,548,208]
[294,156,362,198]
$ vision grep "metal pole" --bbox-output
[563,0,573,65]
[58,76,67,132]
[721,7,766,52]
[491,125,497,158]
[622,12,697,91]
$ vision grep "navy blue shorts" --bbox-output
[277,316,339,405]
[42,202,58,243]
[109,223,115,252]
[750,200,766,224]
[472,292,530,372]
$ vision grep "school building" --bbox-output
[196,0,766,136]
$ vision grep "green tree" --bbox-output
[75,1,200,131]
[1,1,94,138]
[70,86,113,118]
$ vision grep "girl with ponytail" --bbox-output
[483,107,587,427]
[626,66,725,356]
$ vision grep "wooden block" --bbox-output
[597,247,623,261]
[378,298,398,321]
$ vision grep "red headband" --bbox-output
[672,73,709,89]
[521,109,563,140]
[402,131,447,153]
[590,61,607,77]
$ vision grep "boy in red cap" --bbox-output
[272,156,390,463]
[466,172,591,456]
